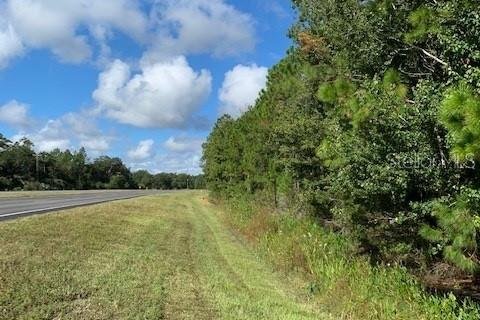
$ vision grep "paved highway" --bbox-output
[0,190,164,221]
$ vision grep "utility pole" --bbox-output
[36,153,39,183]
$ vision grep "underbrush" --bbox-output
[219,194,480,320]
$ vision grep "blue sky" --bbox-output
[0,0,295,173]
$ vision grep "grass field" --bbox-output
[0,191,328,319]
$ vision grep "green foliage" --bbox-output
[316,77,446,251]
[405,6,439,43]
[316,78,354,104]
[439,84,480,160]
[420,189,480,274]
[316,83,336,103]
[202,115,243,196]
[383,69,401,87]
[223,196,480,319]
[334,78,355,97]
[89,156,135,189]
[202,0,480,281]
[132,170,204,190]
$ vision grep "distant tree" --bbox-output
[108,174,129,189]
[0,134,11,150]
[133,170,154,189]
[0,138,36,189]
[153,173,173,190]
[0,132,204,192]
[90,156,135,189]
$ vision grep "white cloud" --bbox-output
[152,152,202,174]
[0,100,31,128]
[219,64,268,117]
[263,1,291,19]
[81,138,110,154]
[94,56,212,128]
[62,112,113,153]
[142,0,255,64]
[11,110,113,153]
[129,136,204,174]
[0,0,256,68]
[89,24,113,66]
[0,21,23,68]
[128,139,155,161]
[131,152,202,175]
[157,135,203,174]
[1,0,147,65]
[31,119,71,152]
[164,136,203,153]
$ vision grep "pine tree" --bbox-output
[439,84,480,160]
[420,189,480,275]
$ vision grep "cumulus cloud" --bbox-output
[80,138,110,154]
[128,139,155,161]
[143,0,255,64]
[0,21,23,68]
[12,111,113,153]
[129,136,204,174]
[27,119,72,152]
[0,0,256,68]
[0,0,147,65]
[93,56,212,129]
[164,136,203,153]
[62,112,113,153]
[219,64,268,117]
[0,100,31,128]
[152,152,202,174]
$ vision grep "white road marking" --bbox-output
[0,191,173,220]
[0,203,97,219]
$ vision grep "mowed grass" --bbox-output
[0,191,328,320]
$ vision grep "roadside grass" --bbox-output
[221,194,480,320]
[0,197,173,319]
[191,199,327,319]
[0,191,329,319]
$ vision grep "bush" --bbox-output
[108,174,128,189]
[222,197,480,319]
[0,176,12,190]
[420,188,480,275]
[23,181,45,191]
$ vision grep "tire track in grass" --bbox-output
[187,196,331,320]
[161,213,218,320]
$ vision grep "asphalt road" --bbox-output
[0,190,164,221]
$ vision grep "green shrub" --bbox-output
[420,188,480,274]
[223,197,480,320]
[439,84,480,160]
[23,181,44,191]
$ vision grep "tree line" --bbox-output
[0,134,204,191]
[202,0,480,277]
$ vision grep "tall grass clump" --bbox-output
[220,197,480,320]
